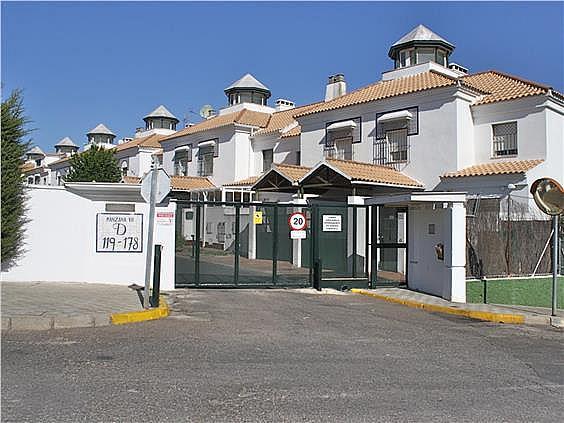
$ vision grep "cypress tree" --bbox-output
[1,90,31,270]
[65,144,121,183]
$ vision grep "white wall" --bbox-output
[161,126,249,186]
[252,133,300,174]
[471,96,548,164]
[407,202,466,302]
[298,86,461,189]
[2,186,176,291]
[408,206,446,297]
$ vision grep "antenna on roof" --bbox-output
[199,104,216,119]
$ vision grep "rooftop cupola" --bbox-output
[26,146,45,165]
[87,123,116,146]
[54,136,79,155]
[389,24,454,69]
[224,73,271,106]
[143,105,179,132]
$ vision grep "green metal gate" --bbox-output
[174,201,396,289]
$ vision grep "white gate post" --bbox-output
[444,201,467,303]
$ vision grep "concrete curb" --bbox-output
[110,296,169,325]
[350,289,525,324]
[2,314,111,332]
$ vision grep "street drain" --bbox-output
[95,355,114,361]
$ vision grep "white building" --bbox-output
[12,24,562,302]
[22,138,79,186]
[114,105,179,179]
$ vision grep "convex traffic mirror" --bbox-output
[530,177,564,216]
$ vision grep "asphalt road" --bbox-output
[2,289,563,422]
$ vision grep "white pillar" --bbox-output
[443,202,466,303]
[248,205,257,260]
[291,198,308,268]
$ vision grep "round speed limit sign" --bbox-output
[288,212,307,231]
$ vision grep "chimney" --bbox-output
[325,74,346,102]
[448,63,468,75]
[118,137,133,145]
[275,99,295,112]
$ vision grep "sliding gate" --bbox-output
[175,201,392,289]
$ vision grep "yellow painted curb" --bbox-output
[110,295,169,325]
[350,289,525,324]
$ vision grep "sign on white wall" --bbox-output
[156,211,175,225]
[96,213,143,253]
[322,215,342,232]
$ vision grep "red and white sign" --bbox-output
[156,211,175,225]
[288,212,307,231]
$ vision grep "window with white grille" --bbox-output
[324,117,361,160]
[387,129,408,163]
[198,146,214,176]
[374,108,417,166]
[173,147,191,176]
[262,149,273,171]
[375,107,418,139]
[492,122,517,157]
[325,136,353,160]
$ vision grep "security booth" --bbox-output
[366,192,467,303]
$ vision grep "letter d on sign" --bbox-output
[113,223,127,235]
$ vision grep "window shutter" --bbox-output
[376,107,418,139]
[325,117,362,145]
[213,138,219,158]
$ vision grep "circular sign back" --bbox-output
[288,212,307,231]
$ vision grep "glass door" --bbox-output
[372,206,407,286]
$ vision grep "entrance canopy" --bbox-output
[299,158,424,196]
[252,163,311,192]
[368,190,467,303]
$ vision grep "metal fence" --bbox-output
[174,201,373,289]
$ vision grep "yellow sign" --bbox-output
[253,211,263,225]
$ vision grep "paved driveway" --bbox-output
[2,289,563,422]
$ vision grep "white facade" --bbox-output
[14,26,563,302]
[2,185,176,291]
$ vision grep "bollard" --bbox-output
[313,259,322,291]
[150,245,162,308]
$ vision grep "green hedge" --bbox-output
[466,276,564,308]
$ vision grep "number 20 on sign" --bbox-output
[288,212,307,231]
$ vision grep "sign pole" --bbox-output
[552,214,559,317]
[143,158,159,309]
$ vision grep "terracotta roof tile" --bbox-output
[47,155,72,168]
[324,159,423,188]
[223,175,260,187]
[295,71,457,117]
[170,176,215,191]
[121,176,141,184]
[21,162,36,173]
[295,69,561,118]
[274,163,311,182]
[162,109,271,141]
[280,126,302,138]
[462,71,551,105]
[253,102,322,137]
[114,133,166,152]
[442,159,544,178]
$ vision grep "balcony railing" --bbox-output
[493,134,517,157]
[373,130,410,169]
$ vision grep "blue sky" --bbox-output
[2,1,563,151]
